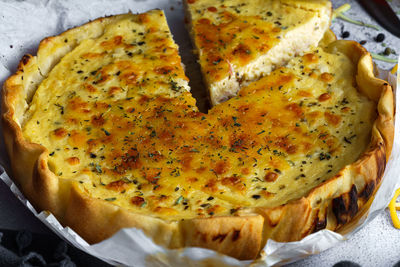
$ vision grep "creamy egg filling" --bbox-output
[22,12,375,220]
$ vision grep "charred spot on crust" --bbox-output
[359,180,375,200]
[311,208,327,233]
[212,233,227,242]
[21,55,31,65]
[332,196,347,225]
[268,221,279,227]
[196,231,208,243]
[375,145,386,183]
[332,185,358,225]
[314,216,327,232]
[347,185,359,218]
[232,230,240,241]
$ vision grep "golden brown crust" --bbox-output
[1,13,394,261]
[64,184,181,247]
[1,55,62,215]
[181,215,264,260]
[254,40,394,246]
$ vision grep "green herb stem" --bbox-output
[371,53,398,63]
[332,4,351,20]
[332,4,380,31]
[336,14,380,30]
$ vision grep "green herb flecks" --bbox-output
[232,116,241,127]
[175,196,183,205]
[370,53,398,63]
[54,103,64,115]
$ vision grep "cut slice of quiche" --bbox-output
[184,0,332,105]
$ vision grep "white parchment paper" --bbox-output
[0,1,399,266]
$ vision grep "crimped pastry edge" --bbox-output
[1,13,394,261]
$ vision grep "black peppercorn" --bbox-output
[333,261,361,267]
[375,33,385,42]
[384,47,395,56]
[341,31,350,38]
[359,40,367,45]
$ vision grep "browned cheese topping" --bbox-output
[23,11,376,220]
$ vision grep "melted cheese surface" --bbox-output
[187,0,328,84]
[23,11,376,220]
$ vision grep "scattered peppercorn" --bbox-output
[341,31,350,38]
[384,47,394,56]
[359,40,367,45]
[375,33,385,42]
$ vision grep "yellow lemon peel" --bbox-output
[391,64,398,75]
[389,188,400,229]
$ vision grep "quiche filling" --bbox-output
[22,11,376,221]
[185,0,331,105]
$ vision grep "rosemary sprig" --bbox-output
[370,53,398,63]
[332,3,351,20]
[333,4,381,31]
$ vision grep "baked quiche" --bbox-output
[184,0,332,105]
[2,10,394,261]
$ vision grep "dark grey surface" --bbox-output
[0,229,112,266]
[0,180,48,234]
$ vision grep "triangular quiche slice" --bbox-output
[2,10,394,261]
[184,0,332,105]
